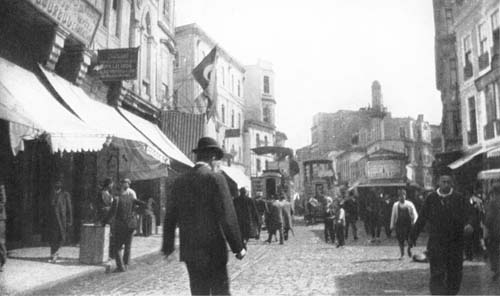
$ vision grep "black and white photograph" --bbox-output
[0,0,499,295]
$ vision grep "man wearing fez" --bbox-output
[410,166,473,295]
[163,137,246,295]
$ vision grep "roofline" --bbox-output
[175,23,246,72]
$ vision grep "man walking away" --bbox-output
[410,167,473,295]
[0,179,7,271]
[280,193,294,241]
[105,178,145,272]
[162,137,246,295]
[485,180,500,280]
[234,187,261,246]
[266,196,284,244]
[344,191,358,240]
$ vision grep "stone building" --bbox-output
[174,23,246,168]
[433,0,499,193]
[0,0,191,248]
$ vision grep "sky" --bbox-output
[175,0,441,149]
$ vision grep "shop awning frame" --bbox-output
[448,146,495,170]
[478,169,500,180]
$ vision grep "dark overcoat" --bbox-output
[162,163,244,264]
[50,190,72,243]
[234,194,261,240]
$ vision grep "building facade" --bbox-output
[433,0,499,193]
[0,0,187,248]
[174,24,246,166]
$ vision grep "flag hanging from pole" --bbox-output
[192,47,218,121]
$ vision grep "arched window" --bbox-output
[141,12,152,99]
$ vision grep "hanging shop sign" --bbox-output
[27,0,101,46]
[97,48,139,81]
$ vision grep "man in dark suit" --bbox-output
[162,137,246,295]
[0,178,6,272]
[410,167,473,295]
[49,180,72,263]
[106,178,145,272]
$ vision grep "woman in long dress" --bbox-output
[390,189,418,259]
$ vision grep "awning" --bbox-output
[478,169,500,180]
[39,65,168,163]
[221,165,251,192]
[118,142,169,181]
[448,146,495,169]
[487,146,500,158]
[0,58,107,152]
[118,108,194,167]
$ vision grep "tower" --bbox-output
[371,80,383,111]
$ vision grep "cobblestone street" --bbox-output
[36,220,500,295]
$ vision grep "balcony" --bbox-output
[468,130,477,145]
[463,63,473,80]
[484,122,495,140]
[479,52,490,71]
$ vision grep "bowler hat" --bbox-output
[121,178,131,184]
[192,137,224,160]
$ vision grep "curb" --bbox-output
[17,250,164,296]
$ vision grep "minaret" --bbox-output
[371,80,383,111]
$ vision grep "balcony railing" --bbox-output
[468,130,478,145]
[479,52,490,71]
[463,62,473,80]
[484,122,495,140]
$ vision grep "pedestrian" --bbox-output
[142,198,156,237]
[97,177,114,225]
[484,180,500,280]
[49,180,72,263]
[344,191,358,240]
[381,193,393,238]
[97,177,115,259]
[390,189,418,259]
[409,167,474,295]
[0,179,7,272]
[307,194,319,225]
[162,137,246,295]
[105,178,145,272]
[254,192,267,238]
[233,187,261,246]
[266,195,284,244]
[280,193,294,241]
[335,203,346,247]
[366,189,381,243]
[324,197,336,243]
[464,188,484,261]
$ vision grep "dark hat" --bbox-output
[192,137,224,160]
[120,178,131,184]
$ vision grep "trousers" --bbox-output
[428,243,463,295]
[0,221,6,267]
[186,261,230,295]
[325,218,335,242]
[113,228,134,271]
[345,218,357,239]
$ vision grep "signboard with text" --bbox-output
[28,0,101,46]
[367,160,403,179]
[97,48,139,81]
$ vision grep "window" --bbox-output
[238,113,241,128]
[485,83,498,123]
[445,8,453,34]
[493,10,499,54]
[231,110,235,128]
[468,96,478,144]
[221,104,225,123]
[399,127,406,139]
[112,0,120,37]
[256,159,261,172]
[263,106,271,124]
[141,13,152,98]
[256,133,261,147]
[264,136,268,146]
[263,75,270,94]
[237,80,241,97]
[450,58,458,87]
[479,23,488,55]
[142,81,150,98]
[221,67,225,86]
[463,35,473,79]
[162,83,169,106]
